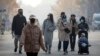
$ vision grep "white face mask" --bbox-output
[48,16,50,19]
[80,20,84,23]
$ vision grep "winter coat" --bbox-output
[78,22,89,32]
[43,19,56,44]
[57,18,71,41]
[20,23,45,53]
[12,14,27,35]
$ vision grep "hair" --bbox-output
[61,12,65,15]
[48,13,54,23]
[60,12,67,20]
[71,14,76,17]
[18,8,23,15]
[18,9,23,12]
[70,14,76,25]
[80,16,86,22]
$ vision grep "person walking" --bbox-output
[57,12,70,55]
[12,9,27,54]
[43,13,56,54]
[57,12,67,51]
[78,16,89,39]
[20,15,47,56]
[78,16,91,54]
[69,14,78,51]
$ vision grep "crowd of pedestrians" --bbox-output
[11,9,90,56]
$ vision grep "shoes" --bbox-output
[71,49,75,51]
[19,51,22,54]
[63,51,68,55]
[48,51,51,54]
[14,48,22,54]
[14,48,17,52]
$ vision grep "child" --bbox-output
[78,33,89,55]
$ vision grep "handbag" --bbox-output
[61,21,70,33]
[64,28,70,33]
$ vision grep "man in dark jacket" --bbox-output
[12,9,27,54]
[69,14,78,51]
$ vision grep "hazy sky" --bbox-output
[17,0,58,24]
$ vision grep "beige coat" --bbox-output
[20,23,45,53]
[57,18,71,41]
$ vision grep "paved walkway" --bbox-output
[0,31,100,56]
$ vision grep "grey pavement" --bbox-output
[0,31,100,56]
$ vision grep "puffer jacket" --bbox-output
[20,23,45,53]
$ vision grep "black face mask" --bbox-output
[19,12,23,15]
[30,19,35,24]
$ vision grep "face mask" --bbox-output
[48,16,50,19]
[61,15,65,18]
[30,19,35,24]
[80,20,84,23]
[19,12,23,15]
